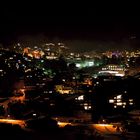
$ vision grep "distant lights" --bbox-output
[109,99,114,103]
[116,102,123,106]
[17,43,20,46]
[77,95,84,101]
[114,106,117,108]
[116,95,122,99]
[33,113,37,117]
[129,99,133,102]
[129,102,133,105]
[110,94,134,109]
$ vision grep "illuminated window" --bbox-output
[129,102,133,105]
[129,99,133,102]
[88,62,94,67]
[84,105,91,110]
[84,106,88,110]
[88,106,91,109]
[117,95,122,99]
[123,102,126,105]
[77,95,84,100]
[33,113,37,116]
[109,99,114,103]
[117,99,121,102]
[62,79,65,82]
[114,106,117,108]
[116,102,123,106]
[76,64,81,68]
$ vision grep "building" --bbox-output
[98,64,125,77]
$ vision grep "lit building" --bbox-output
[109,94,134,109]
[55,85,74,94]
[98,64,125,77]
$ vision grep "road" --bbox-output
[0,118,139,139]
[57,121,140,139]
[0,118,26,128]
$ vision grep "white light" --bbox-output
[33,113,36,116]
[109,99,114,103]
[117,95,122,99]
[9,57,13,60]
[123,102,126,105]
[77,95,84,100]
[123,106,125,108]
[99,70,118,74]
[96,82,99,84]
[117,99,121,102]
[84,106,88,110]
[114,106,117,108]
[115,74,124,77]
[129,99,133,102]
[116,102,123,106]
[17,43,20,46]
[76,64,81,68]
[129,102,133,105]
[88,62,94,67]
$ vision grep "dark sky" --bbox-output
[0,3,140,51]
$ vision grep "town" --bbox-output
[0,42,140,139]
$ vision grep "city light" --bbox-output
[109,99,114,103]
[0,119,26,128]
[77,95,84,101]
[116,102,123,106]
[116,95,122,99]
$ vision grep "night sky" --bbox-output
[0,3,140,51]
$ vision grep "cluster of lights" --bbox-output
[109,94,134,108]
[99,70,124,77]
[55,85,73,94]
[84,103,92,110]
[75,95,84,101]
[75,61,94,68]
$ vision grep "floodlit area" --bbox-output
[0,119,26,128]
[91,124,119,134]
[57,121,72,127]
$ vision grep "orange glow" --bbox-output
[57,121,72,127]
[92,124,117,133]
[0,119,26,127]
[20,89,25,93]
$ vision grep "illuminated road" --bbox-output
[57,121,119,134]
[57,121,139,139]
[0,119,26,128]
[91,124,119,134]
[0,119,139,139]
